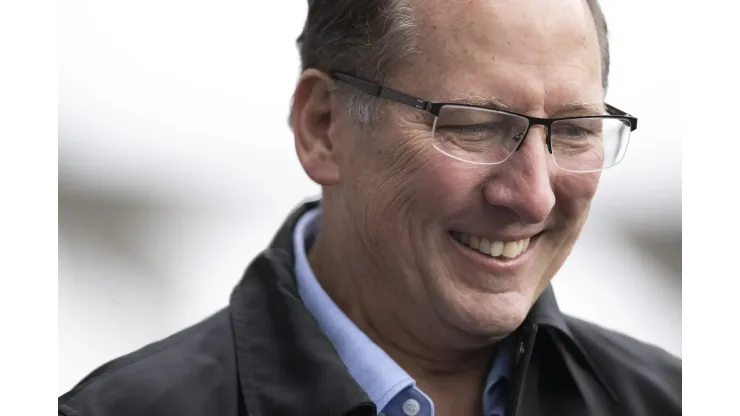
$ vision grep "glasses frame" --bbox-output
[331,71,638,171]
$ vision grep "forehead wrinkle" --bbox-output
[440,91,605,117]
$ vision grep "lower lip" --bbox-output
[448,232,539,272]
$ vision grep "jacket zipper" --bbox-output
[508,324,538,416]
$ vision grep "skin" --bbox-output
[291,0,604,414]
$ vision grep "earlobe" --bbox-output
[291,70,341,186]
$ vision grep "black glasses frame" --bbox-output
[331,71,638,156]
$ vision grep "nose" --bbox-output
[481,126,556,224]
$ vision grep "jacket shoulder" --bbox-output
[564,315,681,412]
[59,308,240,416]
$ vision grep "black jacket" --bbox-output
[59,201,681,416]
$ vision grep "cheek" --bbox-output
[414,155,484,212]
[344,123,481,227]
[553,171,600,221]
[380,139,483,223]
[344,130,437,224]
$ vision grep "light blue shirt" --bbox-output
[294,207,513,416]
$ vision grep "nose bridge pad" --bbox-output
[512,130,527,152]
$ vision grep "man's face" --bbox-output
[328,0,604,341]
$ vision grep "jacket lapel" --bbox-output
[514,288,620,416]
[229,200,375,416]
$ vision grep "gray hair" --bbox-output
[296,0,418,124]
[295,0,610,125]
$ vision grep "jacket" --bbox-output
[59,200,682,416]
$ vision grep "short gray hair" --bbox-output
[296,0,417,124]
[295,0,610,124]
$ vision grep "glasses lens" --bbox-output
[550,117,632,172]
[432,105,530,165]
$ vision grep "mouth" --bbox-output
[448,230,539,265]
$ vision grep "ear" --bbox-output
[291,69,341,186]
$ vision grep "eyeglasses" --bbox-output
[331,72,638,173]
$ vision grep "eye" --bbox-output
[437,122,502,140]
[553,124,590,138]
[439,121,501,131]
[552,120,601,140]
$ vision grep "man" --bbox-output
[58,0,681,415]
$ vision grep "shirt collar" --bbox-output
[293,207,414,411]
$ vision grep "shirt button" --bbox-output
[402,398,421,416]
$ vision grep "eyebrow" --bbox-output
[442,92,606,117]
[444,92,514,111]
[552,100,606,117]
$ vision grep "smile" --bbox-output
[450,231,533,260]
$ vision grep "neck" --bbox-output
[307,213,496,414]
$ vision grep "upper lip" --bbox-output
[452,229,542,242]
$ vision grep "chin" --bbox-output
[438,287,535,339]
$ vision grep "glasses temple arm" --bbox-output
[331,72,432,112]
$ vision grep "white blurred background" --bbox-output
[58,0,681,394]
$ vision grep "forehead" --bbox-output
[403,0,603,115]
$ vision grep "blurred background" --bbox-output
[58,0,681,394]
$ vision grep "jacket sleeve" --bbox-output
[58,310,240,416]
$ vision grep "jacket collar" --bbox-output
[230,199,617,416]
[525,285,619,402]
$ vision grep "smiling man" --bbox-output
[59,0,681,415]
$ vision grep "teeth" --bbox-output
[469,234,480,250]
[502,241,520,258]
[479,238,491,253]
[453,232,531,259]
[490,241,504,257]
